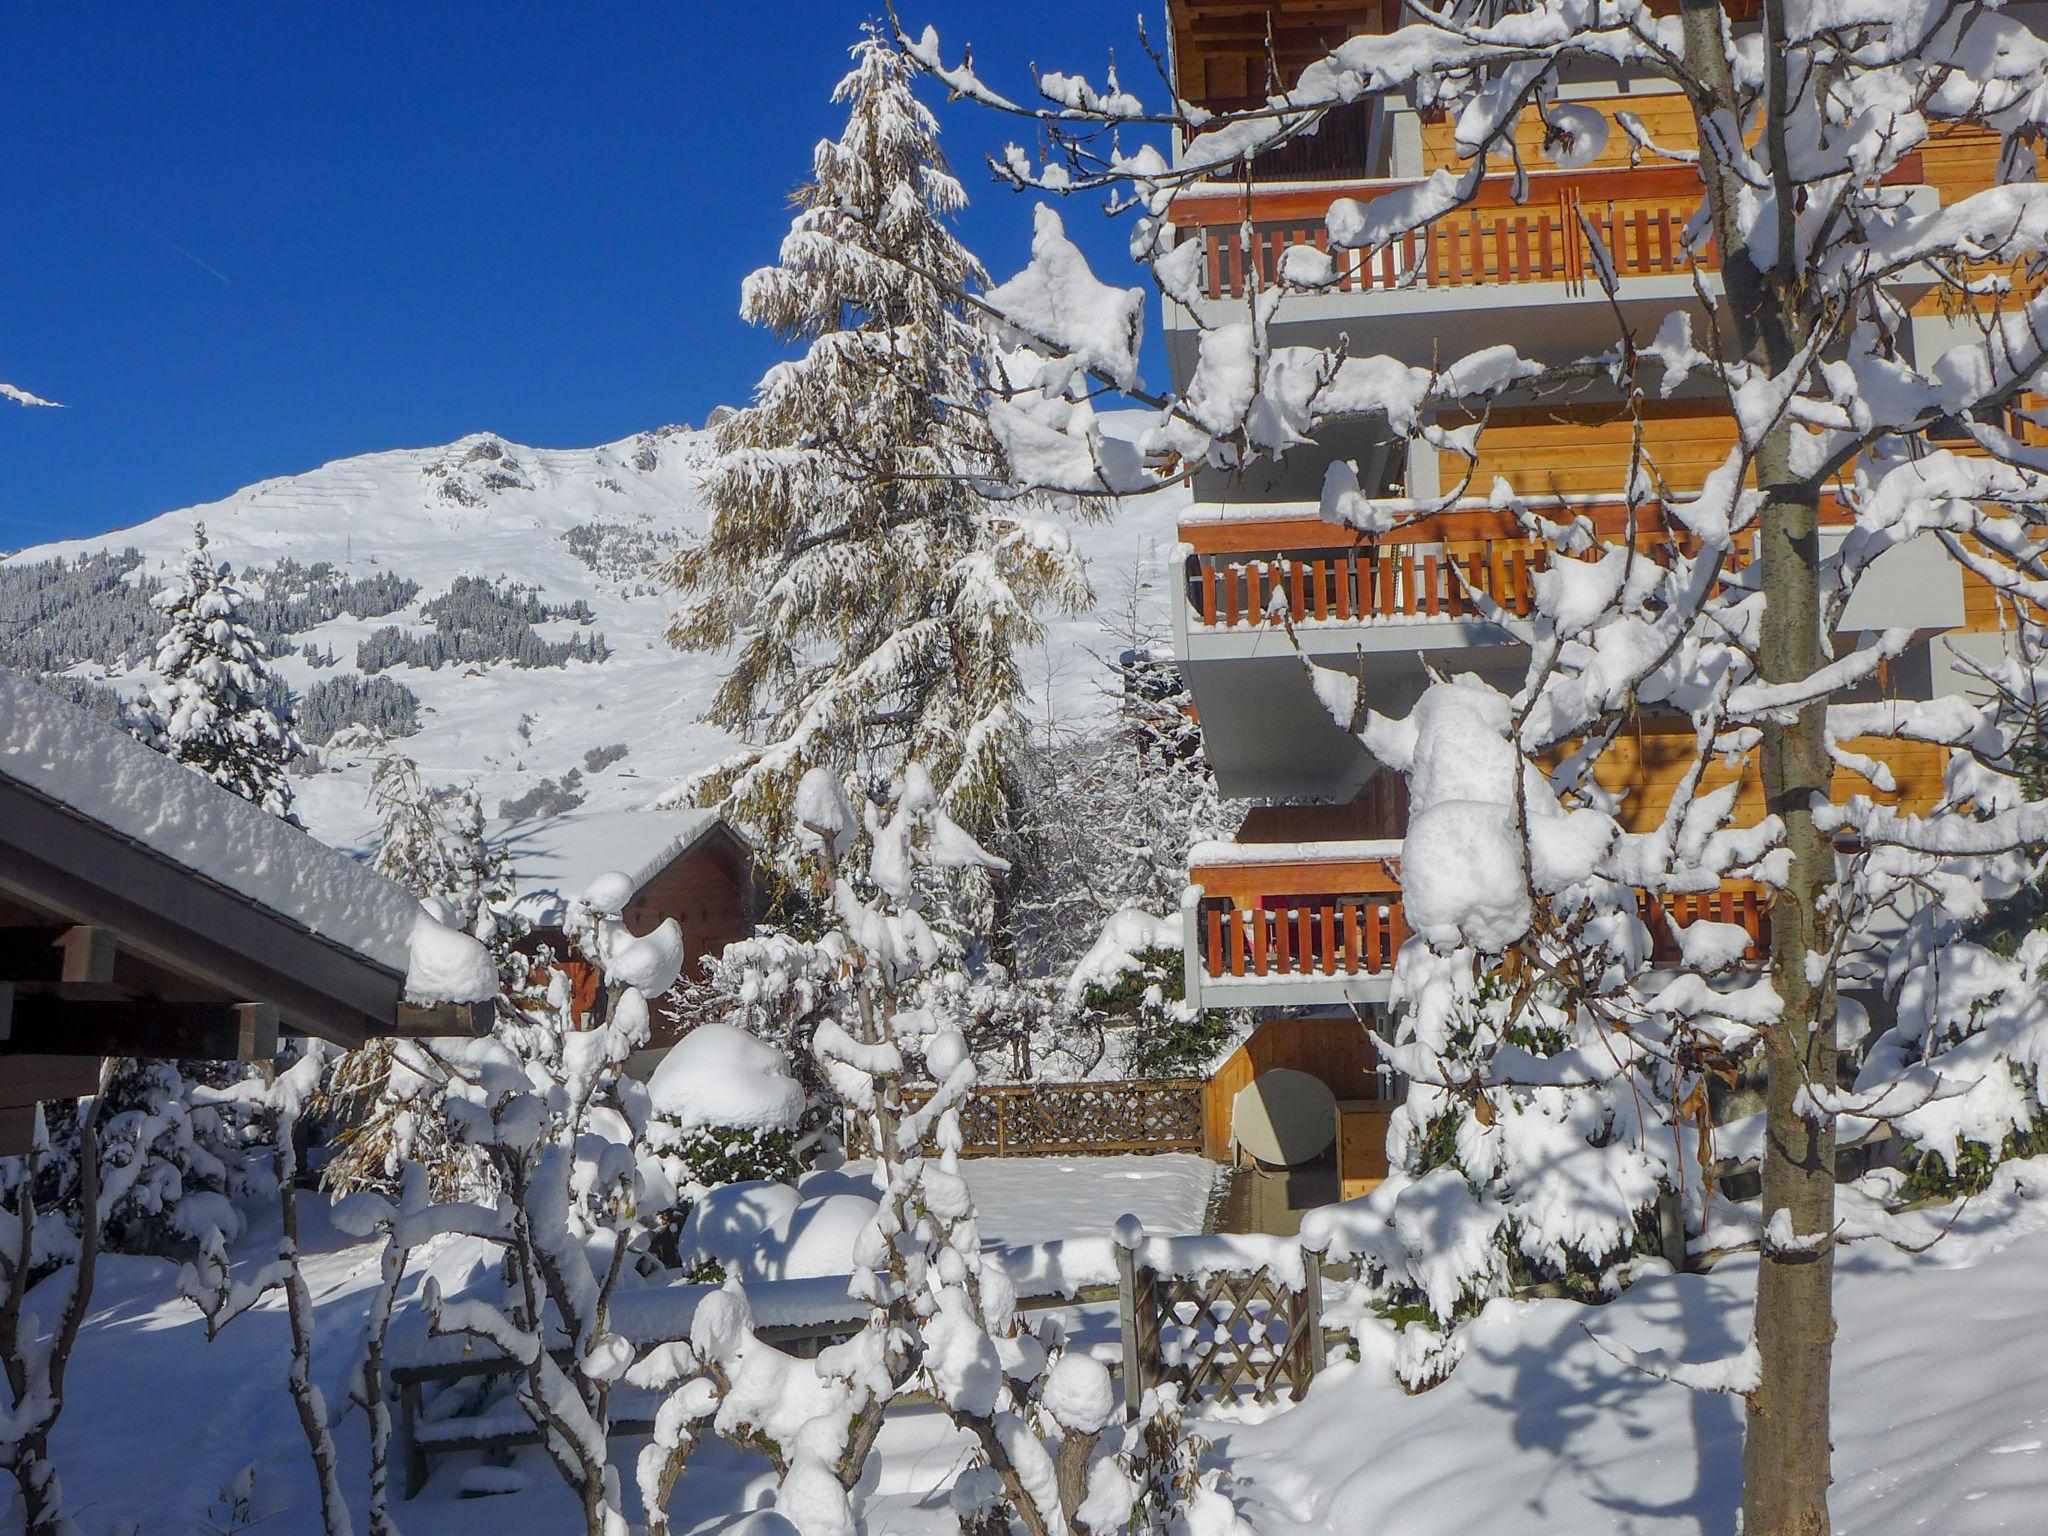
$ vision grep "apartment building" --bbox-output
[1162,0,2018,1187]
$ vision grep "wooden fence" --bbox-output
[1116,1237,1326,1414]
[856,1078,1208,1158]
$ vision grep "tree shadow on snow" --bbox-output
[1463,1267,1745,1535]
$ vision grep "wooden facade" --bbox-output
[1203,1014,1383,1160]
[1163,6,2029,1183]
[518,817,759,1051]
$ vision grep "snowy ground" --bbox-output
[41,1156,1216,1534]
[1219,1179,2048,1536]
[907,1152,1218,1248]
[42,1157,2048,1536]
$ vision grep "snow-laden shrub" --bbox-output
[495,771,586,819]
[1346,954,1685,1388]
[1866,932,2048,1198]
[645,1023,808,1264]
[1066,914,1242,1079]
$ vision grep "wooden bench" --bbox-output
[389,1277,1120,1497]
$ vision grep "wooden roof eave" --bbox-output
[0,776,409,1049]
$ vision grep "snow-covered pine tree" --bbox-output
[1013,580,1237,1076]
[668,30,1089,871]
[149,521,302,821]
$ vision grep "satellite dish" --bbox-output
[1232,1068,1337,1166]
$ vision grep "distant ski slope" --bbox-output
[7,425,1189,856]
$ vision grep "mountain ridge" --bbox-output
[4,423,1189,859]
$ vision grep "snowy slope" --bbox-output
[7,427,1190,858]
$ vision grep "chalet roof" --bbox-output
[493,807,739,926]
[1,670,420,973]
[0,669,494,1059]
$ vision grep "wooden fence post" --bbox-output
[1114,1218,1146,1421]
[1299,1245,1327,1385]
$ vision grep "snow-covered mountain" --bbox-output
[4,425,1189,856]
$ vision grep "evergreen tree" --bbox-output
[149,522,301,820]
[669,30,1087,867]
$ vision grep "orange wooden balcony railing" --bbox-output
[1192,842,1408,981]
[1171,157,1922,303]
[1191,841,1771,983]
[1193,537,1551,628]
[1181,500,1795,630]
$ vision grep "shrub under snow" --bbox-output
[646,1024,809,1256]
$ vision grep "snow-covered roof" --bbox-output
[0,669,422,975]
[493,807,734,926]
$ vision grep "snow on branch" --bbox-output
[1584,1326,1762,1395]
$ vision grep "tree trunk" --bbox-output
[1743,432,1839,1536]
[276,1107,357,1536]
[1676,0,1842,1521]
[8,1067,112,1536]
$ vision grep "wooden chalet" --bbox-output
[0,670,494,1155]
[496,808,760,1051]
[1159,0,2022,1207]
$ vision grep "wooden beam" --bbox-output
[0,997,279,1061]
[0,1105,33,1156]
[392,999,497,1039]
[58,925,118,987]
[0,1052,102,1108]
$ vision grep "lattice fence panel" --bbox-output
[848,1079,1206,1158]
[1125,1260,1324,1408]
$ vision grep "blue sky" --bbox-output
[0,2,1168,548]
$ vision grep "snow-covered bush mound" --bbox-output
[743,1190,883,1281]
[649,1023,807,1134]
[646,1024,811,1262]
[1065,908,1180,1002]
[677,1180,803,1269]
[670,1175,882,1282]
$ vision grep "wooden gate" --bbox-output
[1115,1236,1326,1415]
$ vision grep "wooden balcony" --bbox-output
[1171,158,1922,303]
[1180,498,1798,632]
[1189,837,1772,987]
